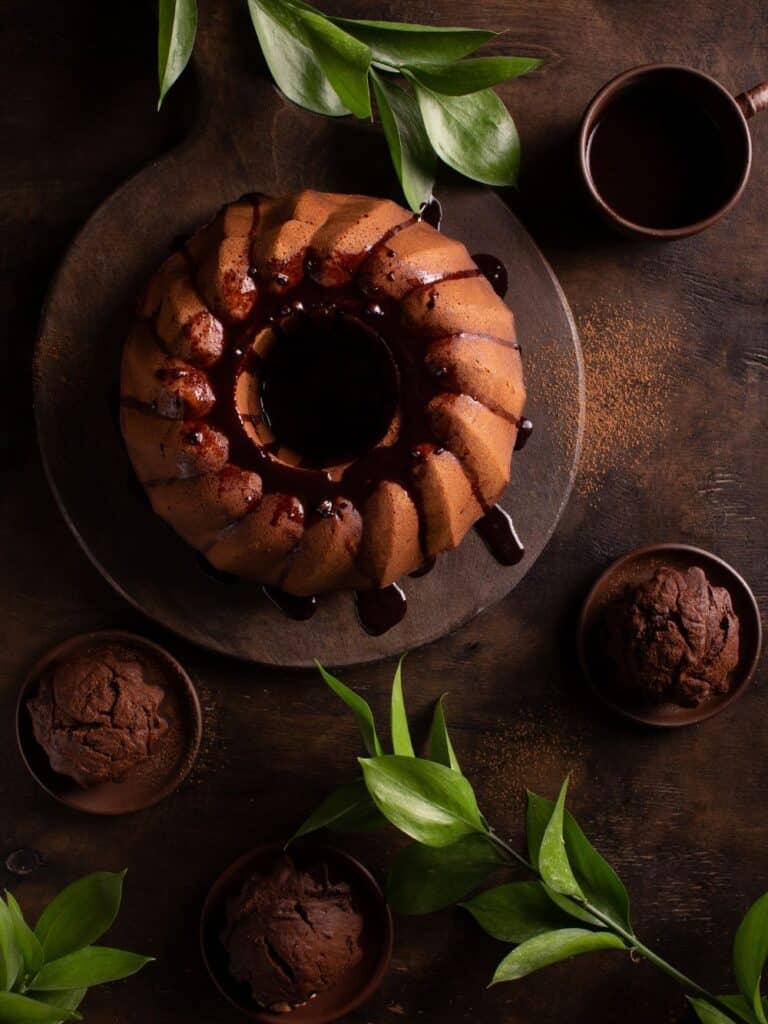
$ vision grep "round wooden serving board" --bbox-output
[34,63,584,667]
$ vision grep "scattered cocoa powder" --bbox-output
[575,302,680,500]
[468,708,586,837]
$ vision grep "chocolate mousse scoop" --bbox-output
[606,565,740,706]
[223,855,364,1013]
[27,646,168,787]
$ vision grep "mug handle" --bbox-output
[736,82,768,119]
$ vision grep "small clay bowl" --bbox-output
[578,544,762,727]
[16,630,202,814]
[200,843,393,1023]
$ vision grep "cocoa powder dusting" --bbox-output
[470,708,586,834]
[576,303,680,500]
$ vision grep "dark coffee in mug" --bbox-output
[586,80,737,230]
[579,65,763,239]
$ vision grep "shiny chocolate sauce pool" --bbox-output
[259,315,399,469]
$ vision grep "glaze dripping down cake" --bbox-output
[119,191,526,596]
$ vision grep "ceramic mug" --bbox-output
[578,64,768,240]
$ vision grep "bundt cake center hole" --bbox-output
[258,314,399,468]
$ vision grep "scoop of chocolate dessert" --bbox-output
[606,566,740,706]
[223,855,364,1013]
[27,646,168,786]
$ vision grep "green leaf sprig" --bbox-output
[157,0,198,111]
[296,658,768,1024]
[0,873,152,1022]
[156,0,542,210]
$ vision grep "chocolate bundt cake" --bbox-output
[120,191,526,596]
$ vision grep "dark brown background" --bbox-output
[2,1,766,1022]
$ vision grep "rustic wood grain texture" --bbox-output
[1,1,767,1022]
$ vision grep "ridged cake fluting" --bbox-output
[120,190,526,596]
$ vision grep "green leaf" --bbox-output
[427,695,460,772]
[329,18,496,67]
[5,893,43,979]
[526,792,596,925]
[328,798,386,832]
[35,873,126,963]
[316,662,383,756]
[292,780,385,840]
[30,947,153,992]
[247,0,349,117]
[405,56,542,95]
[388,835,505,914]
[0,992,80,1022]
[390,656,414,756]
[410,79,520,186]
[157,0,197,110]
[527,791,631,931]
[360,755,486,847]
[556,810,631,931]
[718,994,768,1023]
[461,882,576,943]
[35,990,87,1017]
[371,72,434,212]
[688,1002,737,1024]
[525,791,551,868]
[734,892,768,1024]
[0,900,21,992]
[688,997,761,1024]
[490,928,625,985]
[538,778,584,900]
[294,9,372,118]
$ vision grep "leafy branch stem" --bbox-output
[485,830,739,1020]
[485,829,535,873]
[627,939,718,1006]
[300,663,767,1024]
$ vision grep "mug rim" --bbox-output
[578,62,753,239]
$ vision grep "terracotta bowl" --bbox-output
[200,843,393,1023]
[577,544,762,727]
[16,630,202,814]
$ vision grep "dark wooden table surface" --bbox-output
[2,1,766,1022]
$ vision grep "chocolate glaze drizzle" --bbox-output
[355,583,407,636]
[147,193,529,633]
[515,418,533,451]
[419,198,443,230]
[472,253,509,299]
[467,254,526,569]
[474,505,525,566]
[263,585,318,621]
[201,282,449,521]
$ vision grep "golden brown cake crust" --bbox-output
[120,190,526,595]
